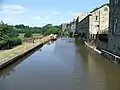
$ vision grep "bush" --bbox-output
[0,38,22,50]
[7,38,22,48]
[24,31,33,38]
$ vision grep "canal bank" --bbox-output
[84,41,102,54]
[84,41,120,64]
[0,36,50,69]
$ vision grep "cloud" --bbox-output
[0,4,25,14]
[0,5,78,27]
[0,4,26,25]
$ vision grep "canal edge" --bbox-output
[0,37,51,69]
[84,41,120,64]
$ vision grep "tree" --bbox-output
[0,22,22,50]
[41,24,61,36]
[15,24,42,34]
[24,30,33,38]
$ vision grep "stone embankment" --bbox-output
[85,41,120,64]
[0,36,50,69]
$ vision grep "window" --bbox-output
[113,18,118,34]
[97,25,99,27]
[115,0,119,4]
[104,7,108,11]
[96,16,98,20]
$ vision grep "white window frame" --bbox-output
[115,0,119,4]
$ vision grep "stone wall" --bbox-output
[108,0,120,56]
[76,13,89,34]
[70,19,76,36]
[76,4,109,41]
[77,15,90,38]
[89,4,109,35]
[108,35,120,55]
[99,6,109,33]
[61,23,68,32]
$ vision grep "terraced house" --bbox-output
[76,4,109,44]
[69,19,76,37]
[76,14,90,39]
[76,12,89,35]
[61,23,68,32]
[89,4,109,40]
[108,0,120,56]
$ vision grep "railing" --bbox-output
[101,49,120,64]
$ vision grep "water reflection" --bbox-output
[0,38,120,90]
[47,40,55,45]
[0,45,43,79]
[75,39,120,90]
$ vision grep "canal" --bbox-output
[0,38,120,90]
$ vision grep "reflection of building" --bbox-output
[108,0,120,56]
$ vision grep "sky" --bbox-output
[0,0,108,27]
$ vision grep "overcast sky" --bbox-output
[0,0,108,27]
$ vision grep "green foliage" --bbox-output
[14,24,61,36]
[0,37,22,49]
[0,22,22,50]
[24,30,33,38]
[42,24,61,36]
[15,24,42,34]
[0,21,61,50]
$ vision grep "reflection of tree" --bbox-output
[1,69,15,79]
[0,45,43,79]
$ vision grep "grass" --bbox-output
[0,36,50,65]
[19,33,43,40]
[18,33,25,39]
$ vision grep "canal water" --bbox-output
[0,38,120,90]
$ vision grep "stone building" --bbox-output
[89,4,109,40]
[61,23,68,32]
[76,14,90,39]
[66,23,71,33]
[108,0,120,55]
[76,12,89,35]
[69,19,76,36]
[61,23,71,36]
[76,4,109,42]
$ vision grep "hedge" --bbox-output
[0,38,22,50]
